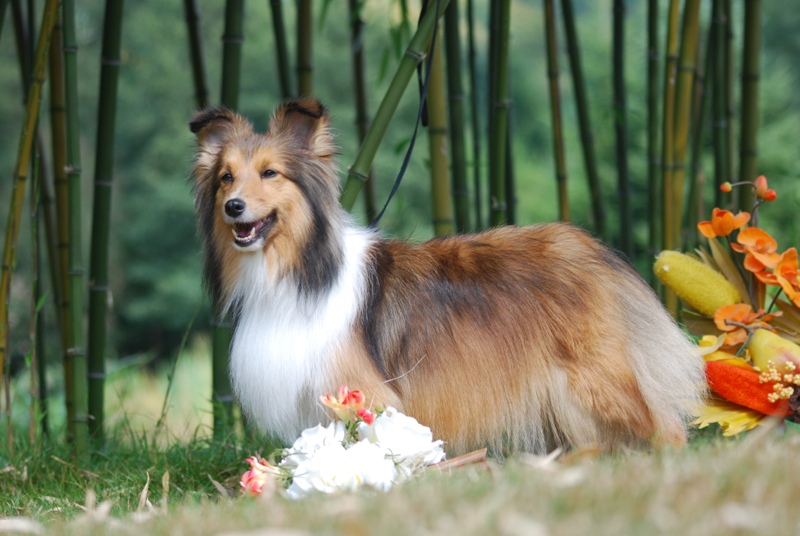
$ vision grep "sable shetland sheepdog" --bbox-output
[189,98,705,455]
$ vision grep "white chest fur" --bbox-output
[228,227,374,443]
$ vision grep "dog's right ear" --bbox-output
[189,107,253,179]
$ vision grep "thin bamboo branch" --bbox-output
[183,0,210,108]
[444,0,470,232]
[669,0,701,250]
[339,0,451,211]
[270,0,293,99]
[504,113,516,224]
[427,30,454,237]
[1,0,59,456]
[612,0,630,255]
[63,0,90,460]
[10,0,32,88]
[738,0,761,211]
[28,150,40,445]
[348,0,376,220]
[0,1,9,44]
[466,0,482,229]
[646,0,659,280]
[297,0,312,96]
[487,0,511,226]
[544,0,569,223]
[87,0,125,442]
[561,0,604,237]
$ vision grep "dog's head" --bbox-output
[190,99,343,306]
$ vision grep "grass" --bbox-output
[4,343,800,534]
[2,424,800,535]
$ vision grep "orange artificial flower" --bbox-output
[713,303,779,346]
[697,208,751,239]
[760,247,800,307]
[754,175,778,202]
[731,227,782,272]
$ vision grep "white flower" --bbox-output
[279,420,347,472]
[286,439,396,499]
[357,407,445,478]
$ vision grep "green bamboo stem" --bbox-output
[87,0,125,442]
[683,18,715,250]
[183,0,209,108]
[1,0,58,455]
[504,115,516,224]
[10,0,32,88]
[28,149,41,444]
[712,0,730,208]
[543,0,569,223]
[660,0,680,313]
[213,0,245,437]
[221,0,243,109]
[669,0,701,250]
[348,0,376,221]
[646,0,659,279]
[561,0,604,237]
[738,0,761,211]
[444,0,470,232]
[724,0,735,204]
[339,0,451,211]
[487,0,511,226]
[297,0,312,96]
[63,0,90,461]
[269,0,293,98]
[612,0,630,255]
[48,11,73,438]
[0,1,9,44]
[426,31,454,237]
[465,0,482,230]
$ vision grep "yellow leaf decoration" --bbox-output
[691,394,764,436]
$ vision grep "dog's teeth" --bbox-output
[231,228,239,239]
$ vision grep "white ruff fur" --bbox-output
[228,225,374,443]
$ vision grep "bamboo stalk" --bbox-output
[669,0,701,250]
[683,18,715,250]
[29,150,41,444]
[660,0,680,313]
[0,1,9,44]
[63,0,90,460]
[213,0,245,437]
[10,0,32,87]
[297,0,312,96]
[348,0,376,221]
[221,0,244,109]
[183,0,209,108]
[561,0,604,237]
[1,0,58,455]
[339,0,451,211]
[738,0,761,211]
[646,0,659,279]
[87,0,125,442]
[465,0,482,229]
[487,0,511,226]
[612,0,630,255]
[426,29,454,237]
[444,0,470,232]
[543,0,568,223]
[270,0,293,98]
[504,114,516,224]
[711,0,730,208]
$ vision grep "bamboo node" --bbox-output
[87,372,107,379]
[347,167,369,184]
[66,347,85,357]
[100,58,122,67]
[404,48,427,63]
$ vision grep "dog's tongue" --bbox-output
[235,220,264,240]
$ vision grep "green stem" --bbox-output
[465,0,482,229]
[339,0,451,211]
[297,0,312,96]
[544,0,568,223]
[270,0,293,98]
[612,0,630,254]
[183,0,210,108]
[738,0,761,212]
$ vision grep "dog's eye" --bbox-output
[261,169,277,179]
[221,172,233,183]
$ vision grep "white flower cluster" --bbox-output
[279,407,446,499]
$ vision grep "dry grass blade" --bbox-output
[208,474,233,498]
[138,471,151,512]
[432,448,488,472]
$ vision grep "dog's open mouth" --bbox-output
[231,211,277,247]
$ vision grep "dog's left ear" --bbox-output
[268,99,335,158]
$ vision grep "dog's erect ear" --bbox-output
[190,107,253,179]
[268,99,335,158]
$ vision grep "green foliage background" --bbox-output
[1,0,799,369]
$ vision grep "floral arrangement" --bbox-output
[655,175,800,436]
[239,386,446,499]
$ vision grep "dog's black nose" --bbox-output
[225,198,246,218]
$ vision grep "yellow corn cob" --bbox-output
[653,250,742,317]
[748,328,800,371]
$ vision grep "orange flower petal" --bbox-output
[698,221,717,238]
